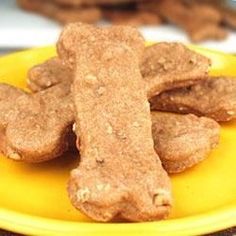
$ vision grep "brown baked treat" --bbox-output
[57,22,145,69]
[150,77,236,122]
[28,57,73,92]
[0,83,74,162]
[17,0,102,24]
[142,42,211,98]
[104,9,162,26]
[69,41,171,222]
[151,112,220,173]
[139,0,227,42]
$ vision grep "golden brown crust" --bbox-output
[150,77,236,122]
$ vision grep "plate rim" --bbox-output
[1,205,236,236]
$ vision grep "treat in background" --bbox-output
[17,0,102,24]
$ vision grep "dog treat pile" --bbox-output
[1,22,236,222]
[17,0,236,42]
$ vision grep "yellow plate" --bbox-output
[0,45,236,236]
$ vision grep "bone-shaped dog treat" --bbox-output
[0,83,74,162]
[150,77,236,122]
[0,83,219,173]
[151,112,220,173]
[28,42,210,94]
[69,41,171,222]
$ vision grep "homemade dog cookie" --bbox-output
[151,112,220,173]
[0,83,74,162]
[150,77,236,122]
[69,41,171,222]
[28,42,210,94]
